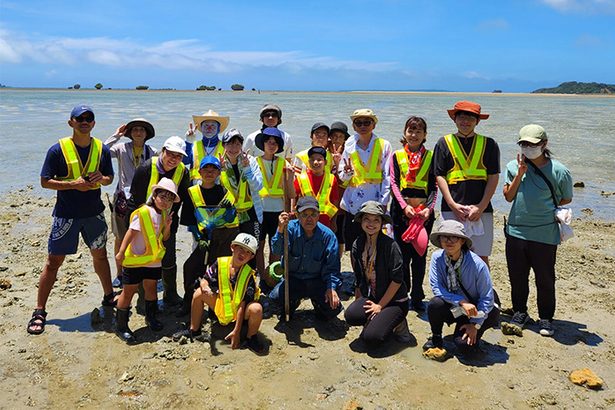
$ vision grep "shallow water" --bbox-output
[1,89,613,219]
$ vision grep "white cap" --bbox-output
[163,136,187,156]
[231,233,258,254]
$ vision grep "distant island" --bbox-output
[532,81,615,94]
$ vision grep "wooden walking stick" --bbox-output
[283,160,290,322]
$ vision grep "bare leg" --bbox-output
[117,284,138,309]
[35,254,65,309]
[190,288,206,331]
[244,302,263,338]
[143,279,158,301]
[90,247,113,295]
[114,238,123,279]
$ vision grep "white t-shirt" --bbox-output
[128,205,163,268]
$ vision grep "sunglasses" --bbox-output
[74,115,95,123]
[262,112,279,118]
[353,120,373,127]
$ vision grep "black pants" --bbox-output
[505,235,558,320]
[392,215,435,303]
[343,212,362,251]
[345,297,408,345]
[427,296,499,340]
[270,277,341,320]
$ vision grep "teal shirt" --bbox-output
[505,158,573,245]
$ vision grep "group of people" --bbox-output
[27,100,573,360]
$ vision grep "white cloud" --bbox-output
[0,29,397,74]
[540,0,615,13]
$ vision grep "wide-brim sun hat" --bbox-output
[125,118,155,141]
[192,110,229,133]
[255,127,285,153]
[447,101,489,121]
[353,200,392,225]
[231,233,258,254]
[151,177,180,203]
[350,108,378,124]
[429,219,473,249]
[518,124,548,144]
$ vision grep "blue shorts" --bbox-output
[48,212,108,255]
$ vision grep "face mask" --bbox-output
[521,145,543,160]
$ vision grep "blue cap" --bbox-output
[199,155,221,170]
[70,104,94,119]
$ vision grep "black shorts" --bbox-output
[343,212,362,250]
[122,266,162,285]
[259,211,281,243]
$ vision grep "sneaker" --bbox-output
[172,328,202,342]
[393,318,412,343]
[244,335,265,355]
[112,276,123,288]
[502,311,530,336]
[539,319,555,337]
[422,334,443,350]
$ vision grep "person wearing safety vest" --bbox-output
[432,101,500,266]
[178,155,240,317]
[338,108,392,250]
[173,233,265,355]
[127,136,190,308]
[253,127,294,281]
[219,128,264,237]
[243,103,294,160]
[390,116,437,311]
[292,146,339,230]
[27,104,115,336]
[184,109,229,183]
[114,178,178,344]
[292,122,333,173]
[328,121,350,256]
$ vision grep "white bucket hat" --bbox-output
[429,219,473,248]
[151,177,180,203]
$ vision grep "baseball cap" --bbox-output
[231,233,258,254]
[259,104,282,120]
[221,128,244,144]
[296,196,319,213]
[307,146,327,158]
[311,122,330,134]
[70,104,94,119]
[518,124,548,144]
[199,155,221,169]
[162,136,187,156]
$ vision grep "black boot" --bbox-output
[145,300,164,332]
[162,267,183,307]
[116,308,137,344]
[135,283,145,315]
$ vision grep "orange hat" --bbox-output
[447,101,489,121]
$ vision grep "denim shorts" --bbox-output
[48,212,108,255]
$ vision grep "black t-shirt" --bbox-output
[40,140,114,218]
[180,184,226,226]
[432,134,500,212]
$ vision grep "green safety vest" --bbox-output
[58,137,102,189]
[220,169,253,213]
[190,140,224,181]
[296,172,338,219]
[188,185,239,229]
[147,157,185,199]
[214,256,259,325]
[348,138,385,186]
[256,156,285,199]
[443,134,487,184]
[122,206,166,267]
[394,149,433,194]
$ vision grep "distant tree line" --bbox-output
[533,81,615,94]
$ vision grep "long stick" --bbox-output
[283,160,290,322]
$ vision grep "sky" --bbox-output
[0,0,614,92]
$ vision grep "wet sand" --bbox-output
[1,186,614,409]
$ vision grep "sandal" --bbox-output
[27,309,47,335]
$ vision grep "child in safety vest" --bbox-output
[178,155,239,316]
[114,177,178,344]
[253,127,294,281]
[292,146,339,230]
[292,122,333,173]
[173,233,265,354]
[328,121,350,256]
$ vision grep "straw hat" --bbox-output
[192,110,229,133]
[350,108,378,124]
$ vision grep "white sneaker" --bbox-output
[539,319,554,337]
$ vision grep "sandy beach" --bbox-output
[1,186,614,409]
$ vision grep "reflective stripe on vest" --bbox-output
[214,256,257,325]
[188,185,239,229]
[58,137,103,189]
[256,156,284,198]
[190,140,224,181]
[349,138,384,186]
[147,157,185,199]
[444,134,487,184]
[122,206,166,267]
[296,149,333,173]
[394,149,433,194]
[220,170,253,213]
[297,172,338,219]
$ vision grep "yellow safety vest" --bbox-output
[444,134,487,184]
[190,140,224,181]
[188,185,239,229]
[58,137,103,189]
[256,156,284,199]
[214,256,259,325]
[220,169,253,213]
[348,138,385,186]
[296,149,333,173]
[394,149,433,194]
[122,206,166,267]
[147,157,186,199]
[297,172,338,219]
